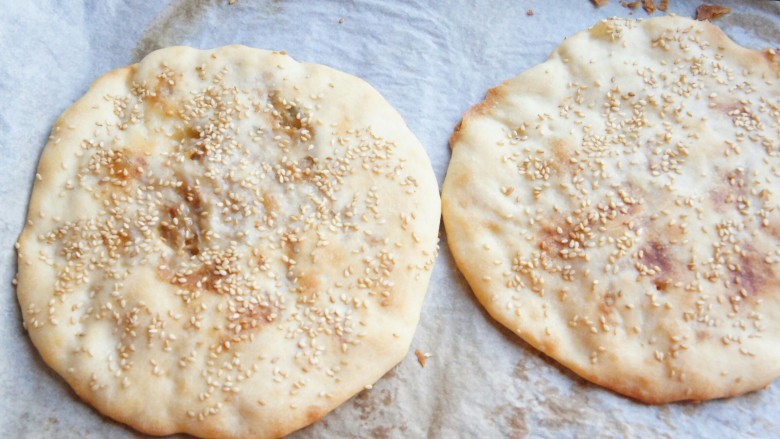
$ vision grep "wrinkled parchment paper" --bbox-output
[1,1,779,437]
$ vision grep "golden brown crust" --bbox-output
[450,86,505,148]
[443,16,780,404]
[17,45,440,438]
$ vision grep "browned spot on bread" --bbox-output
[764,49,780,68]
[732,245,775,298]
[639,241,673,289]
[487,222,502,234]
[268,90,314,143]
[452,170,471,197]
[173,125,209,161]
[158,186,203,257]
[653,278,670,292]
[144,75,179,118]
[549,138,574,173]
[89,148,146,187]
[305,406,324,424]
[275,101,304,130]
[111,152,144,181]
[299,156,316,181]
[538,221,565,253]
[450,120,464,149]
[171,125,200,142]
[710,168,748,213]
[643,242,671,274]
[709,187,727,213]
[161,251,232,294]
[298,271,320,298]
[235,300,275,331]
[450,86,504,146]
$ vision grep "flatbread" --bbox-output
[16,46,439,438]
[442,16,780,403]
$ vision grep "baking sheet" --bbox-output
[1,0,779,437]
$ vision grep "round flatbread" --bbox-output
[17,46,439,438]
[443,16,780,403]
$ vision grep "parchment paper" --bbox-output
[1,1,779,437]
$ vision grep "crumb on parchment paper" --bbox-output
[588,0,730,19]
[591,0,668,14]
[696,4,731,21]
[415,350,431,367]
[622,1,641,10]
